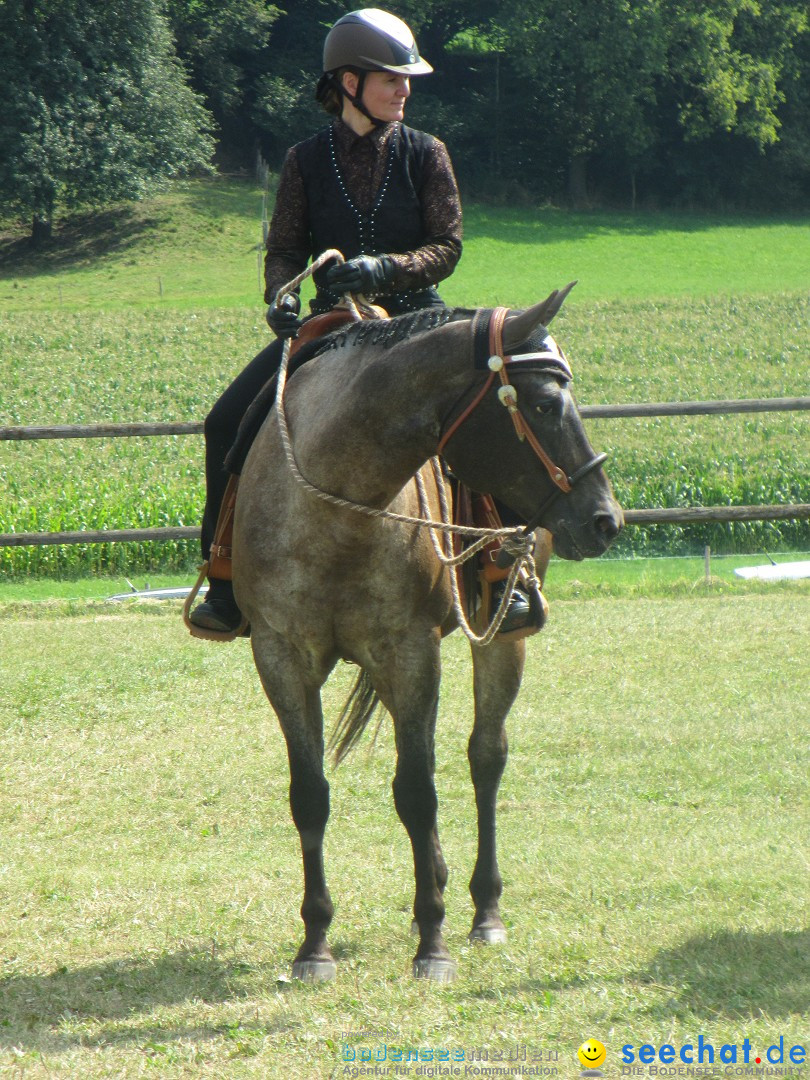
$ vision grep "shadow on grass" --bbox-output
[0,177,260,282]
[462,204,810,244]
[179,174,261,220]
[0,947,292,1052]
[0,205,167,279]
[637,928,809,1020]
[467,929,808,1020]
[0,935,368,1053]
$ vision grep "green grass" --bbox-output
[0,177,808,575]
[2,178,810,310]
[1,179,807,1078]
[449,205,810,307]
[1,296,807,575]
[0,552,808,609]
[1,592,807,1077]
[0,180,267,312]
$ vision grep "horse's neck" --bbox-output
[285,326,471,508]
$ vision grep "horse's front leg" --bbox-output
[374,634,456,982]
[250,633,336,982]
[468,637,526,944]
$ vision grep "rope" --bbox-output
[272,253,543,645]
[416,460,543,646]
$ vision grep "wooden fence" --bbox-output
[2,396,809,548]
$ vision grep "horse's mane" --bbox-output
[225,307,475,475]
[309,305,474,362]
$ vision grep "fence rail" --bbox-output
[2,395,808,548]
[2,396,809,443]
[2,504,809,549]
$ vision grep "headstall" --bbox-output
[437,306,608,540]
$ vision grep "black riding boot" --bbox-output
[189,577,244,634]
[491,581,533,634]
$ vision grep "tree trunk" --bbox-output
[568,151,590,209]
[30,214,53,246]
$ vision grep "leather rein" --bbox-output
[437,306,608,540]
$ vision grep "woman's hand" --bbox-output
[266,293,303,339]
[325,255,394,295]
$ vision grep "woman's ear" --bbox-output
[342,70,359,98]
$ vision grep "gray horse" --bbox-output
[232,290,623,982]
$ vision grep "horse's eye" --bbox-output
[535,399,557,416]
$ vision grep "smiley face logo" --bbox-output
[577,1039,607,1070]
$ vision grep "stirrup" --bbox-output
[478,576,548,641]
[183,563,250,641]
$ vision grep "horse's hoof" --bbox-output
[469,924,508,945]
[292,958,337,983]
[412,957,457,983]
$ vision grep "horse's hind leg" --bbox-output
[250,635,336,982]
[468,637,526,944]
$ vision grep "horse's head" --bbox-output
[439,286,623,560]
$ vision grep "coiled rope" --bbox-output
[273,250,543,645]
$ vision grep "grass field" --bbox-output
[2,178,810,310]
[1,292,807,575]
[1,592,807,1078]
[1,180,808,1078]
[1,179,809,574]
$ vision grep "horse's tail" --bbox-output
[328,668,383,766]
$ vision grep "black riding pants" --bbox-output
[201,338,284,566]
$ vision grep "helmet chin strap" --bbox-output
[339,70,388,128]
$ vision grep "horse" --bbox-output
[231,287,623,983]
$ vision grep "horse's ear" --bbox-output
[502,282,577,351]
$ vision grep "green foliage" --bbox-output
[664,0,808,146]
[238,0,810,209]
[164,0,281,156]
[2,1,808,212]
[0,0,214,240]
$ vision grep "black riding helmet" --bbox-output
[316,9,432,125]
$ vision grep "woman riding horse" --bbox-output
[190,8,534,636]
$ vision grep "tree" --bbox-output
[452,0,808,207]
[165,0,281,162]
[662,0,807,147]
[0,0,214,242]
[486,0,668,206]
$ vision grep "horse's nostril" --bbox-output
[595,512,621,541]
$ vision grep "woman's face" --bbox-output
[343,70,411,127]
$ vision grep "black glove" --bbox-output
[325,254,395,296]
[266,293,302,339]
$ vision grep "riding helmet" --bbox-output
[322,9,433,75]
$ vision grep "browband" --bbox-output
[472,308,573,380]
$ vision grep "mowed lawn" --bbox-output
[1,177,809,310]
[0,591,807,1078]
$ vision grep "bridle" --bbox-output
[437,306,608,545]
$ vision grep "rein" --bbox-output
[271,261,600,644]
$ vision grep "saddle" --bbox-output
[205,303,385,586]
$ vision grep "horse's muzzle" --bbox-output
[552,501,624,561]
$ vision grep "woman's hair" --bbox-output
[315,68,355,116]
